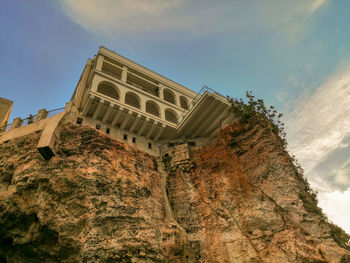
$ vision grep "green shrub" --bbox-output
[328,222,350,249]
[227,91,287,148]
[227,91,350,251]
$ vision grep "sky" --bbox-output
[1,0,350,233]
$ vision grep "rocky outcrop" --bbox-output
[167,118,350,262]
[0,120,349,262]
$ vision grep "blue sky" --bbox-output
[1,0,350,233]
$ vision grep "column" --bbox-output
[121,66,128,82]
[174,92,180,107]
[159,84,164,99]
[95,55,104,71]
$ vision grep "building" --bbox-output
[0,47,233,159]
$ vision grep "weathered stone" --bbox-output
[0,97,13,133]
[172,143,190,167]
[0,121,349,262]
[35,108,48,122]
[9,117,23,130]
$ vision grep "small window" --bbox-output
[123,134,128,141]
[76,117,83,124]
[148,142,152,149]
[106,127,110,134]
[96,124,101,130]
[132,137,136,143]
[163,153,169,158]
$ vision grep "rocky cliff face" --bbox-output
[0,120,349,262]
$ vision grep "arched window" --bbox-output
[97,82,120,100]
[146,100,160,117]
[125,92,141,109]
[180,96,188,109]
[165,109,177,124]
[163,89,176,105]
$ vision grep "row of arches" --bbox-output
[97,82,179,124]
[164,89,189,109]
[98,81,189,109]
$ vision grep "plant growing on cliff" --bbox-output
[227,91,287,148]
[227,91,350,248]
[227,92,316,207]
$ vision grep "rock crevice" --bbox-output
[0,121,349,262]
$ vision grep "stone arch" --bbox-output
[97,81,120,100]
[165,108,178,124]
[163,89,176,105]
[146,100,160,117]
[125,92,141,109]
[180,96,189,109]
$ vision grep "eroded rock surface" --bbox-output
[0,121,349,262]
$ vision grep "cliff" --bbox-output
[0,119,349,262]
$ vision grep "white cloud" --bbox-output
[286,62,350,175]
[59,0,329,38]
[310,0,329,14]
[59,0,194,36]
[285,61,350,234]
[329,158,350,189]
[318,190,350,234]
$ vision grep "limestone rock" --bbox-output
[0,121,349,262]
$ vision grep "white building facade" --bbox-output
[1,46,233,158]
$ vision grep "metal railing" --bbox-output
[46,107,65,117]
[3,106,65,132]
[158,85,227,154]
[176,85,225,123]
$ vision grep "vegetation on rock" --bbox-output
[1,105,350,261]
[227,91,287,148]
[227,91,350,249]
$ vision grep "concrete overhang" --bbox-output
[81,91,177,142]
[177,92,231,138]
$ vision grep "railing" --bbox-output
[176,85,225,123]
[47,107,65,117]
[2,106,65,132]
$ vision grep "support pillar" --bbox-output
[102,103,114,123]
[159,84,164,99]
[95,55,104,71]
[92,100,104,119]
[111,107,123,127]
[154,124,165,141]
[146,122,157,138]
[129,114,140,133]
[120,113,131,130]
[121,66,128,82]
[82,96,94,116]
[138,118,149,136]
